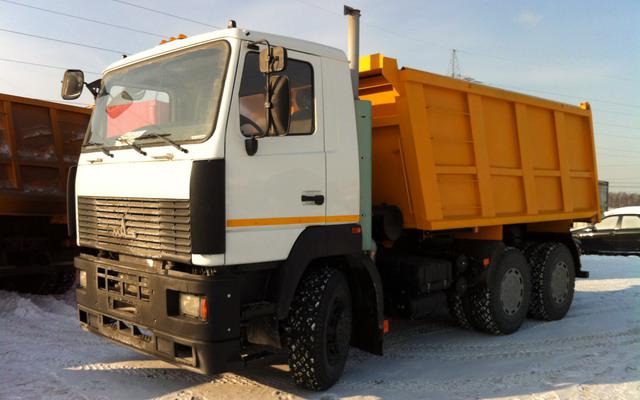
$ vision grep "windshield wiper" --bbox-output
[115,137,148,156]
[84,141,114,158]
[135,131,188,154]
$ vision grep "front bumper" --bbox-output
[75,254,240,374]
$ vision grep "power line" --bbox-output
[293,0,451,51]
[291,0,639,85]
[597,146,640,154]
[5,0,637,114]
[111,0,222,29]
[596,152,639,159]
[290,1,640,110]
[595,133,640,140]
[487,82,640,109]
[0,27,129,55]
[599,164,640,167]
[592,108,640,118]
[0,57,101,75]
[0,0,164,38]
[598,153,640,159]
[7,56,635,145]
[457,48,639,85]
[595,122,640,130]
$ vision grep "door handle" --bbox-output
[301,194,325,205]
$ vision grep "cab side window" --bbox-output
[239,52,314,136]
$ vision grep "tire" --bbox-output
[526,242,575,321]
[284,266,353,391]
[447,293,473,329]
[468,248,531,335]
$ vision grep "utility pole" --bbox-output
[449,49,461,79]
[448,49,480,83]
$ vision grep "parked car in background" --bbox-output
[573,207,640,256]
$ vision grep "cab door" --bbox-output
[225,45,325,265]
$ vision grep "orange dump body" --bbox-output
[359,54,600,232]
[0,93,92,217]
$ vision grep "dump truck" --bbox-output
[0,93,91,293]
[62,8,600,390]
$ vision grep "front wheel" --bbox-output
[284,266,352,391]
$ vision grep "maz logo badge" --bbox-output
[112,214,136,239]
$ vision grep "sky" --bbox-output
[0,0,638,193]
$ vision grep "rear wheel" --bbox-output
[526,242,575,320]
[469,248,531,334]
[284,266,352,391]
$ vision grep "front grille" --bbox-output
[96,265,152,302]
[77,196,191,262]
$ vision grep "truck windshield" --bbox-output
[84,40,230,150]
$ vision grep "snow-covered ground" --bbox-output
[1,255,639,400]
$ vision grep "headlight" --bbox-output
[179,293,208,320]
[78,270,87,288]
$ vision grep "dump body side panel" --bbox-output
[0,93,91,217]
[360,55,599,232]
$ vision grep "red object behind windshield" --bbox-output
[106,100,169,137]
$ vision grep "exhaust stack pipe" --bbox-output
[344,5,361,100]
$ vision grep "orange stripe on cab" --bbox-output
[227,215,359,228]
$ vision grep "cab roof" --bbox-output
[103,28,347,74]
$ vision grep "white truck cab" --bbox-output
[74,28,360,266]
[66,18,380,391]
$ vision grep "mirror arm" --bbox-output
[84,79,102,99]
[249,39,278,136]
[262,42,273,136]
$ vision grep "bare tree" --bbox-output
[609,192,640,209]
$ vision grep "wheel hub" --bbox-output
[500,267,524,316]
[551,261,570,304]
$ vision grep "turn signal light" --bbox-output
[179,293,207,320]
[200,297,208,320]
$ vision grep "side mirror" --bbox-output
[259,46,287,73]
[61,70,85,100]
[268,75,290,136]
